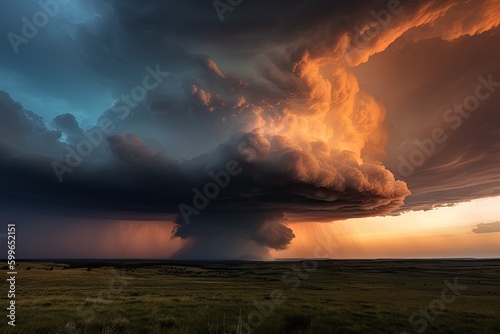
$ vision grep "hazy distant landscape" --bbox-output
[2,259,499,333]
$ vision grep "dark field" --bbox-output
[1,259,499,333]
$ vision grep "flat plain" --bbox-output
[1,259,499,333]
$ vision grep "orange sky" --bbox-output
[271,196,500,259]
[25,196,497,259]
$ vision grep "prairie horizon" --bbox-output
[2,259,500,333]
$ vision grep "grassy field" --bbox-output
[1,259,499,333]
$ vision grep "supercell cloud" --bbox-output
[0,0,499,258]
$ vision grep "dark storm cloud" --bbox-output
[0,1,110,122]
[0,91,63,154]
[472,221,500,234]
[173,211,294,250]
[362,31,500,211]
[0,106,409,251]
[1,0,500,256]
[0,87,409,253]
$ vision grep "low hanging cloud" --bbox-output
[0,89,410,254]
[1,0,500,258]
[472,221,500,234]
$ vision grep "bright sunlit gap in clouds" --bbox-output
[272,196,500,259]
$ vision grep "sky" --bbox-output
[0,0,499,260]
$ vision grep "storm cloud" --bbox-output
[1,0,499,258]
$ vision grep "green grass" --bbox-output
[1,260,499,333]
